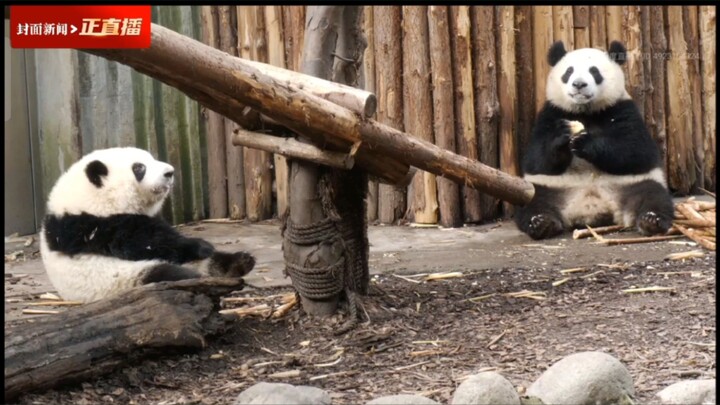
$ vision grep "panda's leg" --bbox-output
[617,180,674,235]
[515,185,567,240]
[200,251,256,278]
[139,263,203,285]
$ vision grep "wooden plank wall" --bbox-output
[360,5,716,225]
[32,6,715,227]
[34,6,207,225]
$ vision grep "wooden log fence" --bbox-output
[55,6,713,226]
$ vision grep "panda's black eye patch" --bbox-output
[561,67,574,83]
[589,66,604,84]
[85,160,108,188]
[132,163,146,182]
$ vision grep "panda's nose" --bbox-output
[572,79,588,89]
[164,170,174,179]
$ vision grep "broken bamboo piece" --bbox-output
[84,23,534,205]
[573,224,627,239]
[232,129,355,169]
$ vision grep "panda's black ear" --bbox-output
[85,160,108,188]
[608,41,627,65]
[547,41,567,67]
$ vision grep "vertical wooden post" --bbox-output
[573,6,590,49]
[362,6,379,222]
[605,6,623,45]
[470,6,500,222]
[624,6,646,111]
[265,6,290,218]
[402,6,438,224]
[282,6,306,74]
[683,6,705,191]
[428,5,462,228]
[451,6,482,223]
[553,6,574,49]
[533,6,553,112]
[238,6,273,221]
[515,6,535,168]
[286,6,344,316]
[640,6,654,130]
[665,6,696,194]
[589,6,607,49]
[699,5,716,190]
[199,6,228,219]
[497,6,519,217]
[374,6,406,224]
[218,6,246,219]
[649,6,668,162]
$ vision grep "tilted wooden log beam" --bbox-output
[83,23,534,205]
[82,25,409,186]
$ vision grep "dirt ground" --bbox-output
[5,212,717,404]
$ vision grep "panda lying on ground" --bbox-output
[40,147,255,303]
[516,40,674,240]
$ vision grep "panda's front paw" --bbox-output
[569,129,591,156]
[554,120,574,149]
[637,211,672,236]
[526,214,564,240]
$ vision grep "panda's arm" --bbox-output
[570,101,660,175]
[44,213,213,263]
[103,215,214,263]
[522,103,574,175]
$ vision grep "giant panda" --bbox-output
[40,147,255,302]
[515,40,674,240]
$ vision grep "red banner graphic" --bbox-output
[10,6,151,49]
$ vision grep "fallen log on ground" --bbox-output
[83,23,534,205]
[4,278,244,403]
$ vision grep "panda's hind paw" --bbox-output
[526,214,564,240]
[637,211,672,236]
[209,251,256,277]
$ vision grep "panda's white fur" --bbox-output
[516,41,674,240]
[40,147,254,302]
[545,47,631,113]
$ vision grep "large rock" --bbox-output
[366,394,439,404]
[451,372,521,405]
[234,382,331,405]
[656,379,716,405]
[526,351,635,405]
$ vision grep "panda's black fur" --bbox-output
[515,41,674,240]
[40,147,255,302]
[43,213,254,282]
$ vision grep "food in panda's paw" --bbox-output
[565,120,585,137]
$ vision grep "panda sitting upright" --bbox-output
[40,147,256,303]
[515,40,674,240]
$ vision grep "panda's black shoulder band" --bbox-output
[43,213,211,264]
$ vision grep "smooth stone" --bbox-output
[234,382,331,405]
[656,379,716,405]
[451,372,521,405]
[526,351,635,405]
[367,394,439,405]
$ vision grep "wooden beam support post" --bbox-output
[232,129,355,169]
